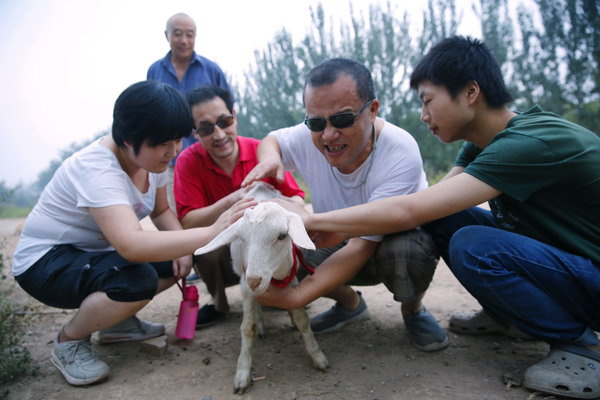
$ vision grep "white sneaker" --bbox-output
[97,315,165,344]
[51,337,109,386]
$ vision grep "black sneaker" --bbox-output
[196,304,224,328]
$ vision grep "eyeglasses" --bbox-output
[304,99,374,132]
[193,115,235,137]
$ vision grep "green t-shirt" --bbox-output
[456,105,600,265]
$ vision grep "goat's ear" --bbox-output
[286,211,315,250]
[194,218,242,255]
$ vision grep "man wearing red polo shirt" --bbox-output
[174,85,305,327]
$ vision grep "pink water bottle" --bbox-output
[175,279,199,339]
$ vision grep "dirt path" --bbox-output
[1,218,553,400]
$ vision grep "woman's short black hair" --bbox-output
[112,80,194,154]
[410,36,513,107]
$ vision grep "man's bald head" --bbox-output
[165,13,196,32]
[164,13,196,62]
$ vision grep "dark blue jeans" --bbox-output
[423,207,600,347]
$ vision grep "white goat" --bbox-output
[194,183,329,394]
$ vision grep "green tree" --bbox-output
[33,130,108,194]
[405,0,463,175]
[510,5,548,109]
[416,0,460,54]
[0,181,17,204]
[27,0,600,209]
[511,0,599,132]
[0,181,32,217]
[236,1,465,179]
[474,0,514,67]
[235,30,306,139]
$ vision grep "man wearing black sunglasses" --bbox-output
[173,85,305,327]
[242,58,448,352]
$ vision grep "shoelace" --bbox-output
[61,340,102,365]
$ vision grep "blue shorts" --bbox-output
[15,244,173,309]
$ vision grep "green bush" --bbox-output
[0,299,32,385]
[0,244,33,387]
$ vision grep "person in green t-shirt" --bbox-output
[246,36,600,399]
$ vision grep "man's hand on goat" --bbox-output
[255,283,299,310]
[224,184,255,206]
[214,197,257,232]
[241,157,286,187]
[270,197,309,218]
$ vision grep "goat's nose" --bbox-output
[246,276,262,291]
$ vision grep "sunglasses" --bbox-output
[193,115,235,137]
[304,99,374,132]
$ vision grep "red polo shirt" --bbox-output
[174,136,305,219]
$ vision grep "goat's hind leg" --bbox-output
[234,296,258,394]
[289,308,329,371]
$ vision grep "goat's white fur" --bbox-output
[194,183,329,394]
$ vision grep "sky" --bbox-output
[0,0,488,187]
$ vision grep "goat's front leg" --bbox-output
[234,294,258,394]
[289,308,329,371]
[253,299,265,338]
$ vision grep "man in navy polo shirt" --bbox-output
[148,12,233,212]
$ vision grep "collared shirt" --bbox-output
[147,51,233,163]
[147,51,231,94]
[173,136,305,220]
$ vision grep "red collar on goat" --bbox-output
[270,244,315,288]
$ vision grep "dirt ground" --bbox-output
[1,217,556,400]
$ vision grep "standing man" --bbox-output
[174,85,305,327]
[243,58,448,352]
[148,12,233,211]
[263,38,600,399]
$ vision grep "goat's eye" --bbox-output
[277,233,287,241]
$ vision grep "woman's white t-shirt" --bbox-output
[12,138,167,276]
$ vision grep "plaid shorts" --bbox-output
[301,228,439,303]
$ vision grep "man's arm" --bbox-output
[256,238,377,309]
[440,166,465,182]
[288,195,307,207]
[174,148,247,228]
[305,172,500,236]
[181,187,249,228]
[241,135,286,186]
